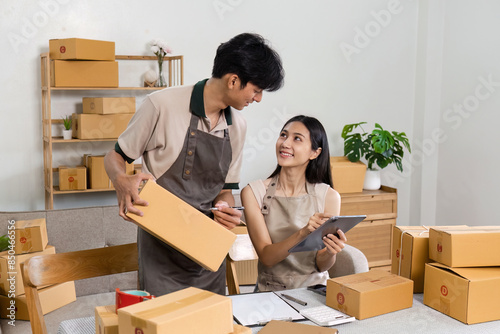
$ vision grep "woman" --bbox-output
[241,115,347,292]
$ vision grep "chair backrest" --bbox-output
[22,243,138,334]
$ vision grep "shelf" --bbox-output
[46,137,118,143]
[53,187,116,194]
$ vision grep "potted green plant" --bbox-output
[61,115,72,140]
[341,122,411,190]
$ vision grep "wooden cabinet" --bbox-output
[341,186,397,270]
[41,53,184,209]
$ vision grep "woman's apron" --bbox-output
[257,175,329,292]
[138,113,232,296]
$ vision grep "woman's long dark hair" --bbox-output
[269,115,333,187]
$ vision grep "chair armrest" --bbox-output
[328,244,369,278]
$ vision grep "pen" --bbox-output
[210,206,245,211]
[257,317,293,326]
[281,293,307,306]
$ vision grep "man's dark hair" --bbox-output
[212,33,284,92]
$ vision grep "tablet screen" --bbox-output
[288,215,366,253]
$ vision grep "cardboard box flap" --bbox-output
[258,320,338,333]
[428,262,500,281]
[332,270,410,292]
[14,218,46,229]
[430,226,500,234]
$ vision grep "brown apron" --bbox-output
[138,113,232,296]
[257,175,329,292]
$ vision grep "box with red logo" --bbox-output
[13,218,49,255]
[49,38,115,60]
[423,262,500,324]
[0,245,56,296]
[429,226,500,267]
[117,287,233,334]
[391,225,467,293]
[326,269,413,320]
[59,166,87,190]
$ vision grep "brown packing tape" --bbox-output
[130,290,214,329]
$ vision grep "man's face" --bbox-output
[229,81,263,110]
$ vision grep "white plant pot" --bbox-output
[363,169,381,190]
[62,129,72,140]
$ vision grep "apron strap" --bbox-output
[182,114,200,180]
[261,175,279,215]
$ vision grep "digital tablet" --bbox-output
[288,215,366,253]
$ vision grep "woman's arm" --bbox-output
[315,187,346,272]
[241,185,330,267]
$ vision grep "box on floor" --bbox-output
[72,113,133,140]
[59,166,87,191]
[330,156,366,194]
[126,180,236,272]
[0,281,76,320]
[429,226,500,267]
[391,225,467,293]
[0,245,56,296]
[49,38,115,60]
[424,262,500,324]
[13,218,49,255]
[51,60,118,88]
[326,269,413,320]
[83,97,136,115]
[117,287,234,334]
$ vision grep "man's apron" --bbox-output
[138,113,232,296]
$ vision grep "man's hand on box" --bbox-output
[211,201,242,230]
[115,172,155,222]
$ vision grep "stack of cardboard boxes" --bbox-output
[423,226,500,324]
[392,225,500,324]
[0,219,76,320]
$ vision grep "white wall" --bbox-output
[1,0,496,227]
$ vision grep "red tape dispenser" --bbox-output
[115,288,155,312]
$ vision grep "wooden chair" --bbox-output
[21,243,138,334]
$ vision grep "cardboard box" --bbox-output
[50,60,118,87]
[429,226,500,267]
[96,305,118,334]
[59,166,87,190]
[126,180,236,272]
[84,154,134,189]
[259,320,338,333]
[423,263,500,324]
[391,225,468,293]
[330,156,366,193]
[326,269,413,320]
[72,113,133,140]
[0,245,56,296]
[117,287,233,334]
[49,38,115,60]
[13,218,49,255]
[232,324,252,334]
[83,97,136,115]
[229,226,258,285]
[0,281,76,320]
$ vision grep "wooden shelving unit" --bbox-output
[41,53,184,209]
[340,186,398,270]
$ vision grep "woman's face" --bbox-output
[275,121,321,168]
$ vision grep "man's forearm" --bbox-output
[104,150,127,183]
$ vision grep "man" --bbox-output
[104,33,284,296]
